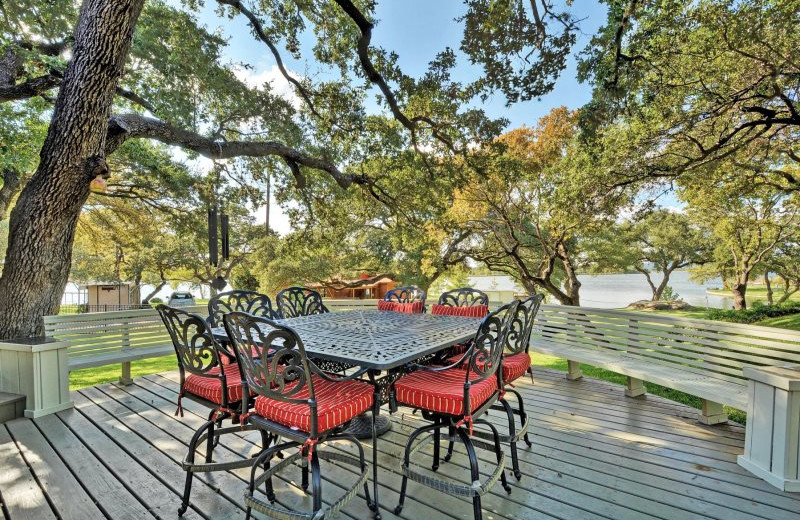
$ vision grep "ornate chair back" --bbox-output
[223,312,323,435]
[207,290,278,327]
[276,287,329,318]
[463,300,521,388]
[437,288,489,308]
[157,304,232,409]
[505,294,544,356]
[384,286,426,304]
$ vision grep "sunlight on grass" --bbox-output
[69,355,176,390]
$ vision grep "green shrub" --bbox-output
[706,301,800,324]
[148,297,163,304]
[661,285,680,301]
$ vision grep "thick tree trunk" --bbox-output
[764,271,773,305]
[731,283,747,310]
[0,0,145,339]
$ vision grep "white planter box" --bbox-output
[738,365,800,492]
[0,338,73,418]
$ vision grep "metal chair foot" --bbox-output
[394,505,404,515]
[431,463,439,472]
[177,504,188,516]
[514,470,522,480]
[503,481,513,494]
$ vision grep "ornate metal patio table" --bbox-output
[210,309,481,436]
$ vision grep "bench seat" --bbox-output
[533,336,749,410]
[530,305,800,425]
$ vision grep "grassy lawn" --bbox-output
[69,355,175,390]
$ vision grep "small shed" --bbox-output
[80,282,141,311]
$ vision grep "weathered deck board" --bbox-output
[1,367,800,520]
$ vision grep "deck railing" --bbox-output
[45,298,509,379]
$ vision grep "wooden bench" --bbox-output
[44,306,205,383]
[531,305,800,424]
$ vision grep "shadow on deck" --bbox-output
[1,368,798,520]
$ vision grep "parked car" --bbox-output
[167,292,195,307]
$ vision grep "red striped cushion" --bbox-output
[254,377,373,433]
[184,363,247,404]
[431,304,488,318]
[394,369,497,416]
[377,300,424,313]
[503,352,531,382]
[445,352,531,383]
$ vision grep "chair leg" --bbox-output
[248,447,276,520]
[205,419,215,464]
[507,387,533,448]
[456,426,483,520]
[432,421,441,471]
[499,397,521,480]
[481,420,511,494]
[395,423,440,515]
[301,452,309,492]
[370,391,381,518]
[179,419,213,516]
[444,425,455,463]
[528,366,535,385]
[311,449,322,513]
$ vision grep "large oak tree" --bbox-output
[0,0,577,338]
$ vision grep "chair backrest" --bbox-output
[506,294,545,355]
[207,290,278,326]
[465,299,521,385]
[384,286,426,304]
[276,287,329,318]
[157,304,221,378]
[223,312,322,433]
[437,288,489,308]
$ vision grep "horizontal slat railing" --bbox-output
[45,305,208,370]
[534,305,800,381]
[47,300,387,370]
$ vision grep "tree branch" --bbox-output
[0,73,61,102]
[106,113,356,189]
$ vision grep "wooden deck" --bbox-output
[1,368,799,520]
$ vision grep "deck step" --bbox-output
[0,391,26,423]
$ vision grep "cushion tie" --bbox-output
[239,411,254,430]
[456,415,474,436]
[213,407,237,421]
[302,438,318,462]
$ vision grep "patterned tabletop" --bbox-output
[211,309,482,370]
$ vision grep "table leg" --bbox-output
[370,388,382,519]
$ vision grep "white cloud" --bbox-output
[233,65,303,110]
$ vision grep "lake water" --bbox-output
[574,270,731,309]
[63,270,734,310]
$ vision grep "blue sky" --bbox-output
[193,0,609,129]
[185,2,681,228]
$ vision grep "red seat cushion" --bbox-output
[184,363,247,404]
[445,352,531,383]
[431,304,488,318]
[254,377,374,433]
[502,352,531,382]
[377,300,424,313]
[394,369,497,416]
